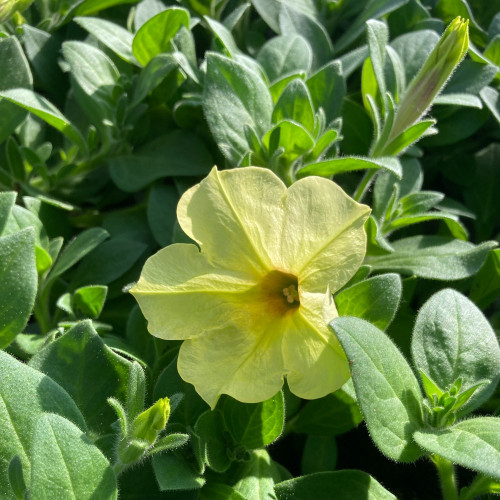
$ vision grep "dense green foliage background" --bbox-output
[1,0,500,498]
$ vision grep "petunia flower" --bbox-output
[131,167,370,408]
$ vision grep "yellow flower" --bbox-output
[131,167,370,408]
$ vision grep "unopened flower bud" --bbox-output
[388,17,469,143]
[0,0,32,22]
[130,397,170,445]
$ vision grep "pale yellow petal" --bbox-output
[130,243,257,340]
[178,320,285,409]
[283,291,349,399]
[177,167,286,275]
[280,176,370,293]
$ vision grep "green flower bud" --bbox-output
[130,397,170,445]
[388,17,469,143]
[0,0,32,22]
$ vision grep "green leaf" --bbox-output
[301,435,337,474]
[397,191,444,215]
[290,389,363,436]
[480,86,500,125]
[29,320,133,435]
[0,229,37,349]
[334,0,409,54]
[272,78,315,132]
[0,36,32,144]
[132,7,190,66]
[204,16,240,57]
[278,5,333,70]
[411,289,500,415]
[72,285,108,319]
[366,236,497,280]
[109,130,213,192]
[262,120,315,162]
[222,391,284,450]
[203,52,273,165]
[434,93,483,108]
[335,273,402,330]
[75,0,138,15]
[47,227,109,283]
[331,317,424,462]
[74,17,137,65]
[257,35,312,83]
[0,89,87,153]
[30,414,117,499]
[306,60,345,125]
[200,483,246,500]
[391,29,440,83]
[297,156,402,179]
[470,249,500,309]
[152,453,205,491]
[71,236,147,287]
[131,53,178,106]
[366,19,388,104]
[382,119,436,156]
[414,417,500,480]
[194,410,232,472]
[0,350,86,499]
[0,192,16,234]
[275,470,397,500]
[147,183,178,247]
[234,449,280,500]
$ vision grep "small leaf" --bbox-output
[257,34,312,83]
[297,156,402,179]
[331,317,424,462]
[275,470,397,500]
[194,410,232,472]
[30,414,117,499]
[366,236,497,280]
[0,89,87,153]
[234,449,280,500]
[203,52,273,165]
[132,7,190,66]
[152,453,205,491]
[335,273,402,330]
[0,229,37,349]
[470,249,500,309]
[273,79,315,133]
[306,60,345,124]
[47,227,109,283]
[72,285,108,319]
[222,391,284,450]
[382,119,436,156]
[411,289,500,415]
[414,417,500,480]
[75,16,137,65]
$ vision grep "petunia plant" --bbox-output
[1,0,500,498]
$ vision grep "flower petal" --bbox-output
[280,176,370,293]
[178,321,285,409]
[283,291,350,399]
[177,167,286,275]
[130,243,257,340]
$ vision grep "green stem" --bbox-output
[432,454,459,500]
[352,170,377,202]
[459,474,500,500]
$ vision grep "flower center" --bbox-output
[260,270,300,316]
